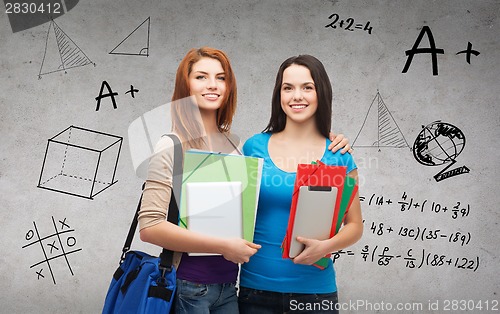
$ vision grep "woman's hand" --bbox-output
[328,132,353,154]
[220,238,261,264]
[292,236,329,265]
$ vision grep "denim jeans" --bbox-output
[174,279,239,314]
[238,286,339,314]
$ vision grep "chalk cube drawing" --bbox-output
[38,126,123,199]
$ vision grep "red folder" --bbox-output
[282,163,347,260]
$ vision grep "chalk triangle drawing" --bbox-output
[38,20,94,78]
[352,91,410,150]
[109,17,150,56]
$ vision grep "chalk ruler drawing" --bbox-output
[38,19,95,78]
[352,91,410,150]
[22,217,82,285]
[109,17,150,56]
[38,126,123,199]
[413,121,469,182]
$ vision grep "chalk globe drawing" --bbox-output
[413,121,465,166]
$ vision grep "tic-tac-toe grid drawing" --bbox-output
[22,217,82,285]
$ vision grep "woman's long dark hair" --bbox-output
[263,55,332,138]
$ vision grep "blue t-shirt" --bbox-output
[240,132,357,293]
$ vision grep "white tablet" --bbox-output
[289,185,338,258]
[186,181,243,254]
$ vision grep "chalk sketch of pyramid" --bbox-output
[38,20,94,78]
[109,17,150,56]
[352,91,410,149]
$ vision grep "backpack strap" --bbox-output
[159,134,182,270]
[120,134,183,269]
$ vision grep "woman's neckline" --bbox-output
[265,132,328,174]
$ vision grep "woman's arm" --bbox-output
[140,220,260,263]
[292,169,363,265]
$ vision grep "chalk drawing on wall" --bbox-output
[109,17,150,56]
[37,126,123,199]
[38,19,95,79]
[22,217,82,284]
[324,13,373,34]
[352,91,410,150]
[413,121,469,182]
[401,26,481,76]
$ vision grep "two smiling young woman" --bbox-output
[138,47,362,314]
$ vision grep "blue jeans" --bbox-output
[174,279,239,314]
[238,287,339,314]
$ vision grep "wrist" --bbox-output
[215,238,230,255]
[323,237,338,255]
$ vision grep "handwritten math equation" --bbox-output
[367,221,472,247]
[333,245,480,272]
[360,191,471,220]
[343,189,480,272]
[22,217,82,284]
[324,13,373,34]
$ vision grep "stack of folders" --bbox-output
[282,161,358,269]
[179,150,263,255]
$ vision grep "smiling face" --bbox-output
[280,64,318,126]
[188,57,227,112]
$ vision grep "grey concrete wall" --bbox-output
[1,0,498,312]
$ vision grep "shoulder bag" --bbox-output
[102,134,182,314]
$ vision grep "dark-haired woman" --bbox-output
[238,55,363,314]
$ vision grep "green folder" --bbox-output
[180,150,263,242]
[335,176,358,234]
